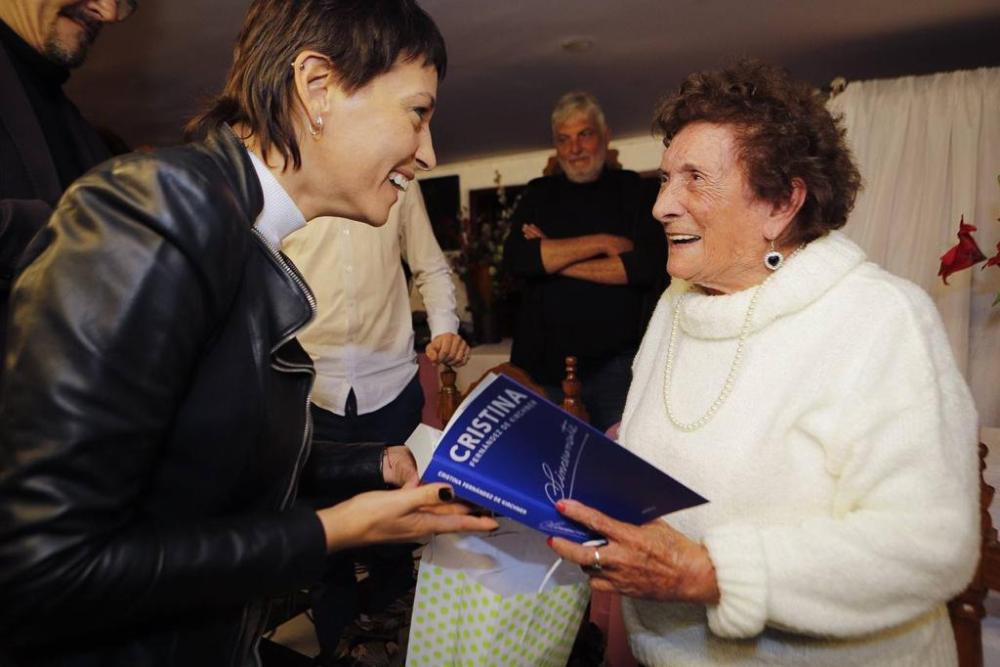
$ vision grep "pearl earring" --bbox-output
[764,240,784,271]
[308,115,323,138]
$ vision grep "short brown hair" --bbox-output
[654,60,861,245]
[186,0,446,171]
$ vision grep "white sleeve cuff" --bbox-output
[703,524,768,638]
[427,312,460,340]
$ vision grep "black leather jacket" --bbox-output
[0,127,385,666]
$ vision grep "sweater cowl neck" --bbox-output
[677,231,866,340]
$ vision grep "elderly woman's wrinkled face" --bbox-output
[653,122,776,294]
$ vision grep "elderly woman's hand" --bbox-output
[547,499,719,604]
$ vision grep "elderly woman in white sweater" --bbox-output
[547,60,979,666]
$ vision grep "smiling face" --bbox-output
[554,112,608,184]
[653,121,782,294]
[295,57,438,226]
[0,0,121,68]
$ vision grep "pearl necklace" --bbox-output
[662,250,801,432]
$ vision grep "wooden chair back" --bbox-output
[950,442,1000,667]
[439,356,588,425]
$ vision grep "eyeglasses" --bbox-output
[116,0,138,21]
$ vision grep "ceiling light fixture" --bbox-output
[560,37,594,53]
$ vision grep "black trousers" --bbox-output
[308,373,424,655]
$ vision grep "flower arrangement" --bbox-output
[937,176,1000,306]
[452,170,523,303]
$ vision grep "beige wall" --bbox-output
[420,134,665,212]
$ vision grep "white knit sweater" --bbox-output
[618,232,979,666]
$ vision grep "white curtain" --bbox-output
[828,67,1000,427]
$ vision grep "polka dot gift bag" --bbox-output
[405,518,590,667]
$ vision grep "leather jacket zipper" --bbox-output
[250,228,317,347]
[247,228,317,661]
[250,227,316,509]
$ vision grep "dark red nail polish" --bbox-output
[438,487,454,502]
[555,500,566,512]
[546,536,554,547]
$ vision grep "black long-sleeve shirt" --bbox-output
[0,20,115,382]
[0,20,94,193]
[502,168,668,384]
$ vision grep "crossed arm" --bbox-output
[522,223,632,285]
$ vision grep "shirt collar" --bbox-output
[245,147,306,249]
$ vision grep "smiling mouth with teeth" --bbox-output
[388,172,410,191]
[668,234,702,245]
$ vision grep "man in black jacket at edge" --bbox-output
[0,0,137,371]
[502,91,668,432]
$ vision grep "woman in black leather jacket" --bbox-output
[0,1,496,665]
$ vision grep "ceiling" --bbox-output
[66,0,1000,165]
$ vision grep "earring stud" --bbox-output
[308,115,324,138]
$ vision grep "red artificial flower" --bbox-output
[984,241,1000,270]
[939,216,987,285]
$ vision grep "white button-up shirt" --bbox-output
[283,182,458,415]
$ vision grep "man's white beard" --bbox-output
[560,146,606,184]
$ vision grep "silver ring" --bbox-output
[592,548,602,572]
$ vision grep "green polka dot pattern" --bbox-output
[405,563,589,666]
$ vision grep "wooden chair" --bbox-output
[438,355,589,425]
[949,442,1000,667]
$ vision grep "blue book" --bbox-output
[408,373,708,543]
